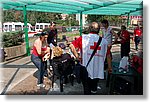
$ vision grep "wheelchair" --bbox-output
[47,53,75,92]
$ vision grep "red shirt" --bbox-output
[120,30,130,44]
[32,46,47,57]
[72,33,98,50]
[134,28,142,37]
[131,55,143,74]
[72,36,82,51]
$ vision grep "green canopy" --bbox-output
[1,0,143,15]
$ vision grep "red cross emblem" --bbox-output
[90,42,101,53]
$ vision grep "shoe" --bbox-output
[37,84,46,88]
[91,90,97,94]
[49,66,53,71]
[44,73,48,78]
[97,86,101,90]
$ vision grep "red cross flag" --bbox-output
[82,34,108,79]
[90,42,101,53]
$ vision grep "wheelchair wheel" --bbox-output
[60,76,64,92]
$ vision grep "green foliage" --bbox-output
[2,31,24,47]
[65,33,80,37]
[65,14,79,26]
[56,14,79,26]
[2,10,79,26]
[2,10,63,26]
[82,27,89,34]
[87,15,122,26]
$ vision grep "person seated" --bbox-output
[131,51,143,75]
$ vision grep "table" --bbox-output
[107,62,139,95]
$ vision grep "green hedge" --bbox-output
[2,31,25,47]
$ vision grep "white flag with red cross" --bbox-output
[82,34,108,79]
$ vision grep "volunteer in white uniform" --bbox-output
[101,20,118,73]
[70,22,108,94]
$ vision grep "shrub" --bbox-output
[2,30,25,47]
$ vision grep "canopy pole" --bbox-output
[127,13,130,27]
[80,12,83,36]
[23,5,30,56]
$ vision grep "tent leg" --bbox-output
[80,12,83,36]
[23,5,30,56]
[127,13,130,28]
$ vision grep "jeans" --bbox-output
[31,54,47,84]
[88,78,99,92]
[78,66,90,94]
[121,42,130,58]
[134,36,141,50]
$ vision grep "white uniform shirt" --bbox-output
[82,34,108,79]
[102,26,112,45]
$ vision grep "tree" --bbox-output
[86,15,122,26]
[62,14,79,26]
[3,10,81,27]
[87,15,102,23]
[2,10,62,25]
[3,10,15,22]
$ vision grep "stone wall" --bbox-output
[5,43,26,60]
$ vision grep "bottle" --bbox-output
[99,28,103,37]
[123,65,128,73]
[124,57,129,73]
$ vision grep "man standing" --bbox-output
[101,20,118,73]
[134,25,142,51]
[69,22,108,94]
[119,25,130,58]
[47,22,58,46]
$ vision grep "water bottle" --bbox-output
[123,65,128,73]
[124,58,129,73]
[99,28,103,37]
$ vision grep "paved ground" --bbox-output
[0,38,143,95]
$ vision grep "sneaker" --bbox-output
[37,84,46,88]
[49,66,53,71]
[91,90,97,94]
[97,86,101,90]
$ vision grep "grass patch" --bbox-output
[58,33,80,40]
[65,33,80,37]
[58,33,80,37]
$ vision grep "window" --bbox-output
[4,25,8,31]
[15,25,22,31]
[36,25,39,29]
[45,25,48,28]
[9,25,12,31]
[40,25,43,29]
